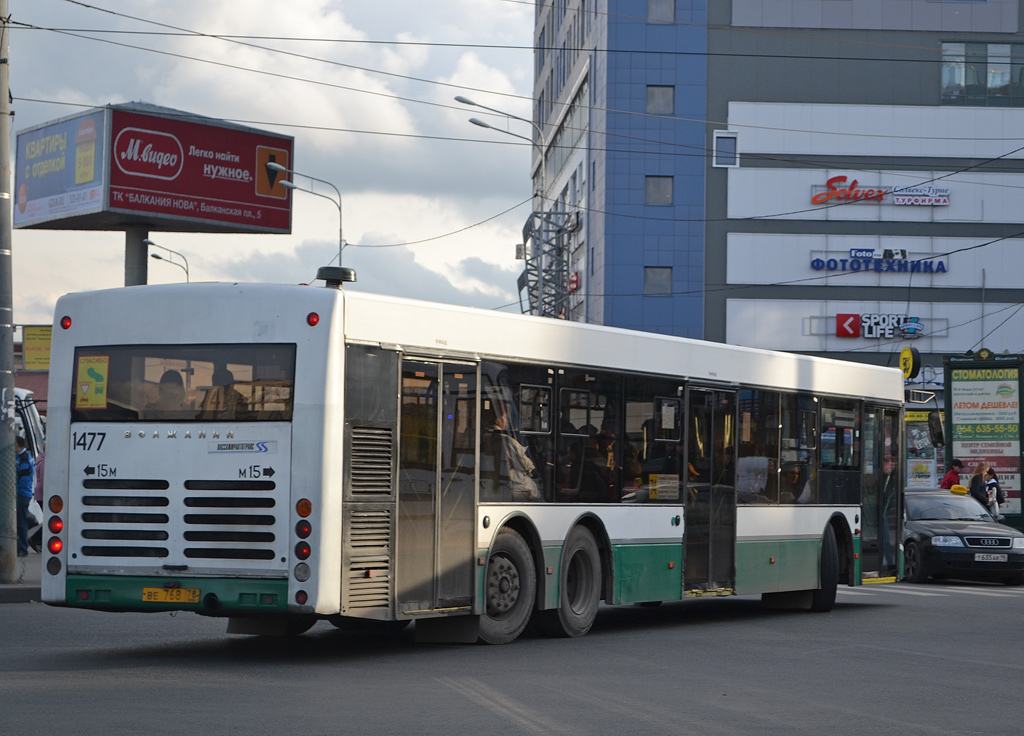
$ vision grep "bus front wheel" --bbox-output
[479,528,537,645]
[810,525,838,612]
[537,526,602,638]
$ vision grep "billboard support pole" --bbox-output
[125,226,149,286]
[0,0,19,581]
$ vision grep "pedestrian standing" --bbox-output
[15,435,35,556]
[940,459,964,489]
[985,467,1005,516]
[968,461,990,511]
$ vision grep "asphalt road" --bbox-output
[2,581,1022,735]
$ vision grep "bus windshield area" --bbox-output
[70,344,296,422]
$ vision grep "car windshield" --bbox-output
[905,493,993,522]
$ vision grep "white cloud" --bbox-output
[11,0,535,327]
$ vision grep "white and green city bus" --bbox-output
[41,274,903,643]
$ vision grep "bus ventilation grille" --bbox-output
[346,510,392,609]
[350,427,394,494]
[77,479,280,562]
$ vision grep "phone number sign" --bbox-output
[947,362,1022,515]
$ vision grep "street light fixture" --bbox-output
[456,95,567,320]
[455,95,544,197]
[266,162,352,282]
[143,239,189,282]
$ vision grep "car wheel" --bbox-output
[904,541,927,583]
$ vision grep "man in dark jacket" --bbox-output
[939,459,963,489]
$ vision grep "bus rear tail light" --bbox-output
[306,312,320,326]
[296,499,312,517]
[60,315,72,330]
[48,516,64,534]
[295,590,308,605]
[49,495,64,513]
[48,537,63,554]
[295,542,311,560]
[296,520,311,539]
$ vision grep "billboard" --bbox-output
[21,325,53,372]
[945,356,1022,516]
[15,110,106,226]
[15,104,293,235]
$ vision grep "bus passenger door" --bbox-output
[861,406,901,581]
[396,360,477,614]
[684,388,737,592]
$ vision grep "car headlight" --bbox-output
[931,536,964,547]
[1013,538,1024,549]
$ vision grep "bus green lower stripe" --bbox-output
[734,538,820,595]
[610,544,684,604]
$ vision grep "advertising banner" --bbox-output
[947,359,1021,515]
[22,325,53,371]
[15,111,106,227]
[108,109,292,232]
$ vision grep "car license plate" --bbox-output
[974,553,1008,562]
[142,587,200,603]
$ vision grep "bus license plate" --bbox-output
[974,553,1007,563]
[142,587,200,603]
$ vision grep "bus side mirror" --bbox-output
[927,411,945,449]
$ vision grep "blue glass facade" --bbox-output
[534,1,708,338]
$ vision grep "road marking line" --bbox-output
[926,586,1018,598]
[866,586,945,597]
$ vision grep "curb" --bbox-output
[0,585,41,604]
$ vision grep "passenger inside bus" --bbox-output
[481,398,541,503]
[201,367,247,420]
[147,370,193,419]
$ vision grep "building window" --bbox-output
[713,131,739,168]
[645,176,673,205]
[537,28,546,76]
[648,0,674,23]
[646,85,674,115]
[941,42,1024,106]
[644,267,672,295]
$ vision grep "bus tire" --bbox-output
[479,528,536,645]
[537,526,601,638]
[810,525,838,613]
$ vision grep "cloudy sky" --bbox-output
[11,0,537,327]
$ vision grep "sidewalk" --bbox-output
[0,550,43,604]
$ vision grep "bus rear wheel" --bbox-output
[537,526,601,638]
[479,528,536,645]
[810,525,838,612]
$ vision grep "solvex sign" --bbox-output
[811,176,887,205]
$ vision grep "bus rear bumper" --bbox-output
[63,574,289,615]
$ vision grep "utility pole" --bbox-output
[0,0,18,582]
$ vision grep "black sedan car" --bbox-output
[903,490,1024,585]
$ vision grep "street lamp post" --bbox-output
[455,95,545,199]
[455,95,563,319]
[266,162,350,281]
[143,239,190,282]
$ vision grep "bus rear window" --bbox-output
[71,344,296,422]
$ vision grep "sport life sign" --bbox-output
[836,313,924,339]
[810,176,950,206]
